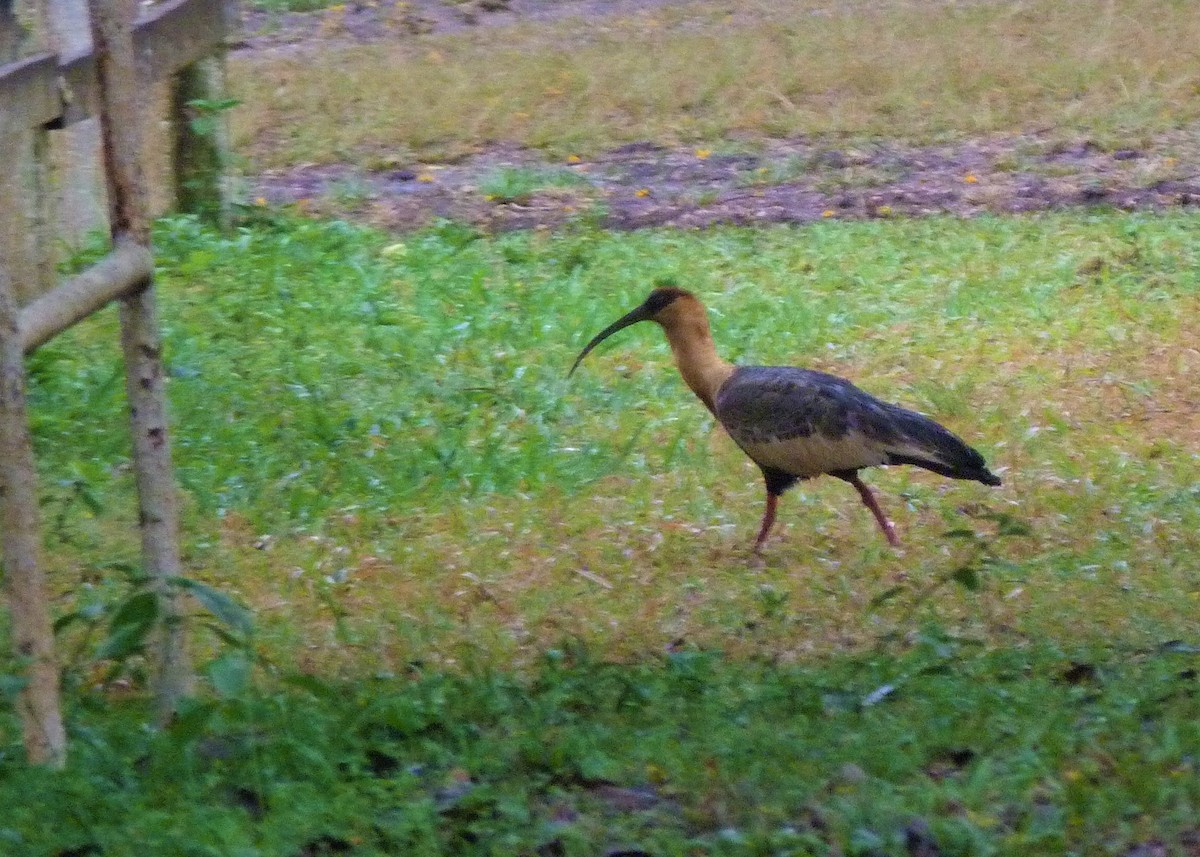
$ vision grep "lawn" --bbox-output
[2,209,1198,852]
[231,0,1200,167]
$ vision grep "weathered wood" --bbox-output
[0,0,29,61]
[0,267,67,769]
[118,287,192,720]
[0,0,227,137]
[0,6,54,304]
[136,0,228,84]
[0,53,57,137]
[0,10,66,767]
[90,0,146,240]
[45,0,108,245]
[0,136,38,305]
[91,0,192,721]
[171,54,232,228]
[18,238,154,353]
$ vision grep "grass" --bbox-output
[478,165,591,203]
[4,209,1200,852]
[17,209,1200,669]
[230,0,1200,168]
[3,644,1199,854]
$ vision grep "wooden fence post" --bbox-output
[45,0,110,249]
[1,0,29,64]
[1,0,55,304]
[171,54,233,229]
[90,0,192,722]
[0,4,66,767]
[0,268,67,769]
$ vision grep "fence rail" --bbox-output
[0,0,227,138]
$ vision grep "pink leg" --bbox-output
[847,474,901,547]
[754,492,779,553]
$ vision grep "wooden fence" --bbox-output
[0,0,230,767]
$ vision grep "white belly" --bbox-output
[736,430,888,478]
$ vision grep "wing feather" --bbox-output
[714,366,999,484]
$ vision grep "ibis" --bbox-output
[570,287,1001,551]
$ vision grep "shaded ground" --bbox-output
[239,0,1200,231]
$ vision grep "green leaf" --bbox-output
[189,117,216,137]
[77,482,104,515]
[96,623,153,660]
[0,674,29,699]
[951,565,981,592]
[202,622,252,651]
[109,591,159,631]
[283,674,338,699]
[53,611,86,636]
[206,651,252,698]
[94,591,159,660]
[170,699,219,745]
[187,96,241,114]
[173,578,254,636]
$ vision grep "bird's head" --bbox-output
[568,286,697,377]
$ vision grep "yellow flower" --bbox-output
[821,209,835,218]
[877,205,893,216]
[417,173,435,183]
[694,148,712,159]
[964,173,979,184]
[254,196,267,207]
[567,154,582,164]
[635,188,651,198]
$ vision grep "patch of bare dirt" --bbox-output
[237,0,698,51]
[250,130,1200,233]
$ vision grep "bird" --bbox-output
[569,286,1001,552]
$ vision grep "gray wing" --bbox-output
[714,366,999,483]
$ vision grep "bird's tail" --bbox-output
[881,406,1002,487]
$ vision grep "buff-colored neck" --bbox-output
[659,300,735,414]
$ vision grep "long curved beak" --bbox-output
[568,303,655,377]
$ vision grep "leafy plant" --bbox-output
[186,97,241,138]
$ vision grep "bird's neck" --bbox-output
[662,316,734,414]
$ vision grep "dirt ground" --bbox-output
[240,0,1200,233]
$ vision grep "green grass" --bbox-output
[3,643,1199,854]
[478,166,591,204]
[18,209,1200,666]
[231,0,1200,167]
[4,209,1200,852]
